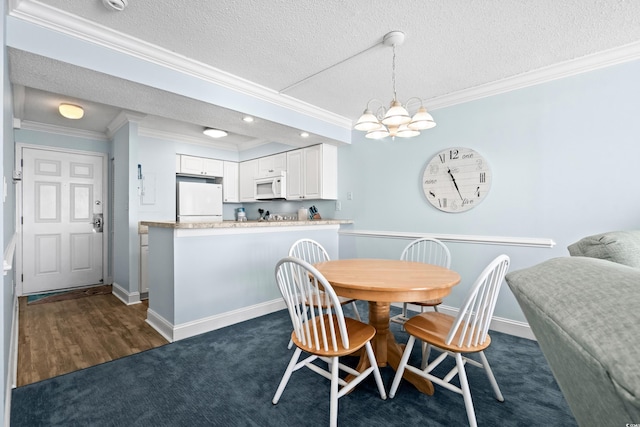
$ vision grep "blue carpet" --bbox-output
[11,303,577,426]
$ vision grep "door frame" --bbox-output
[15,143,110,296]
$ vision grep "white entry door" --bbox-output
[21,147,106,294]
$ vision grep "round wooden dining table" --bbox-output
[314,258,461,396]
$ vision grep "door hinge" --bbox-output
[21,274,23,282]
[21,216,23,225]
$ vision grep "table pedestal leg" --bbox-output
[362,301,435,396]
[368,302,389,367]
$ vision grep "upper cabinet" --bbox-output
[257,152,287,177]
[239,158,259,202]
[178,154,224,177]
[223,161,239,203]
[286,144,337,200]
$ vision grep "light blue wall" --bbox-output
[334,59,640,321]
[112,124,132,291]
[1,0,10,421]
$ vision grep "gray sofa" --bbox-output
[505,231,640,426]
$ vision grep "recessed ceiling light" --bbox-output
[102,0,128,11]
[203,128,228,138]
[242,116,254,123]
[58,103,84,120]
[300,132,309,138]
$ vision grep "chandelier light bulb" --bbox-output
[408,106,436,130]
[365,123,390,139]
[354,109,381,131]
[381,100,411,126]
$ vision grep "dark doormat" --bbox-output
[27,285,112,305]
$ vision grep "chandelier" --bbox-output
[354,31,436,139]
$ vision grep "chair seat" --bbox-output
[411,298,442,307]
[292,316,376,357]
[404,312,492,354]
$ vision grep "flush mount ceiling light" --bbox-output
[354,31,436,140]
[58,103,84,120]
[203,128,228,138]
[242,116,254,123]
[300,132,309,138]
[102,0,128,11]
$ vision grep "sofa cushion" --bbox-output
[567,230,640,268]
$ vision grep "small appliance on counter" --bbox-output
[257,208,296,221]
[176,181,223,222]
[297,207,308,221]
[236,207,247,221]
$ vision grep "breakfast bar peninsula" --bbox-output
[140,219,352,342]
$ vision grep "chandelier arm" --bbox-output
[404,97,425,111]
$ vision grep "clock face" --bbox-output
[422,147,492,213]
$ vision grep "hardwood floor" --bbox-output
[17,292,168,386]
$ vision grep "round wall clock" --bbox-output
[422,147,492,213]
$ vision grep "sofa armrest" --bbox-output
[506,257,640,426]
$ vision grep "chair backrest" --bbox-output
[289,238,331,264]
[446,254,510,348]
[275,256,349,351]
[400,237,451,269]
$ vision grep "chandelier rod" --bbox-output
[279,40,382,94]
[391,43,398,101]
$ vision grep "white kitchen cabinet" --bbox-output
[178,155,224,177]
[257,152,286,177]
[223,161,239,203]
[286,149,304,200]
[140,233,149,297]
[239,158,259,202]
[286,144,337,200]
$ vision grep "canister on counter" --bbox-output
[297,207,308,221]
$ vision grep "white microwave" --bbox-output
[254,171,287,200]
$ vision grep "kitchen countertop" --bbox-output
[138,219,353,234]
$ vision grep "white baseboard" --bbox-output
[145,309,175,343]
[397,302,536,341]
[111,282,141,305]
[146,298,288,343]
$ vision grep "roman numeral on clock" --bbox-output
[479,172,486,183]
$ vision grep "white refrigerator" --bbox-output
[176,181,223,222]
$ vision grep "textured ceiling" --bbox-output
[8,0,640,150]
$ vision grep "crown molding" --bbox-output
[428,40,640,111]
[19,120,110,141]
[9,0,352,130]
[106,110,147,138]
